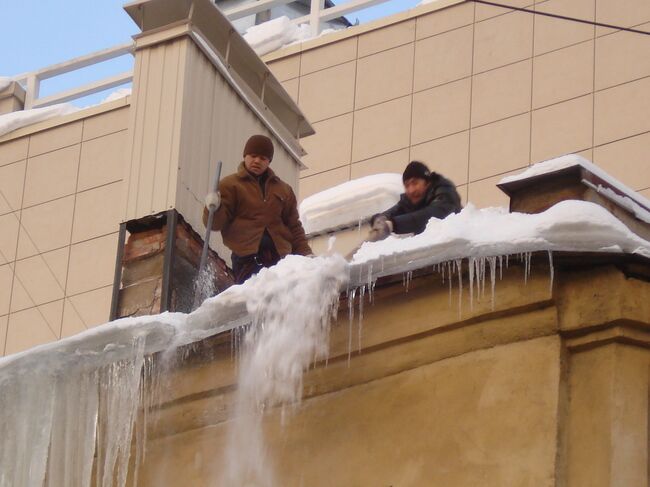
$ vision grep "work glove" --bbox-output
[368,215,393,242]
[204,191,221,210]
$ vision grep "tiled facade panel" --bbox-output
[0,106,129,356]
[265,0,650,206]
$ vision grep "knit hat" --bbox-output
[402,160,431,183]
[243,135,274,161]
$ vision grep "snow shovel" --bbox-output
[193,161,223,309]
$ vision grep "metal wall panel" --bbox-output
[175,41,301,263]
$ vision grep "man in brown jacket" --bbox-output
[203,135,312,284]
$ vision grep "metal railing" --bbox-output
[12,0,405,109]
[13,43,135,109]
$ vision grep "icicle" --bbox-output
[547,250,554,294]
[358,285,366,353]
[347,287,357,367]
[498,255,503,280]
[468,257,475,310]
[98,337,146,487]
[447,261,453,307]
[455,259,463,317]
[488,256,497,311]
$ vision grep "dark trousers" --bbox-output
[231,247,281,284]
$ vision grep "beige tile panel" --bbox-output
[593,131,650,191]
[0,212,19,265]
[23,144,80,208]
[78,130,127,192]
[298,61,356,122]
[300,37,357,75]
[640,188,650,198]
[68,285,112,328]
[61,298,87,339]
[471,59,532,128]
[355,44,415,110]
[353,95,412,162]
[576,148,593,162]
[595,23,650,91]
[416,2,475,40]
[412,78,471,145]
[4,306,59,355]
[534,0,595,55]
[410,131,470,185]
[475,0,533,22]
[0,160,26,215]
[72,182,123,243]
[594,76,650,146]
[267,54,301,82]
[350,149,410,179]
[358,19,416,58]
[469,113,530,182]
[0,314,6,357]
[414,25,473,92]
[0,264,12,316]
[531,94,593,163]
[28,120,82,158]
[66,232,118,296]
[473,11,533,74]
[281,78,299,103]
[42,247,70,292]
[467,169,520,209]
[82,106,129,141]
[301,113,353,177]
[533,41,594,109]
[595,0,650,29]
[11,254,66,311]
[16,195,74,259]
[299,166,350,201]
[457,183,468,206]
[0,137,28,167]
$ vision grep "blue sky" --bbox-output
[1,0,420,106]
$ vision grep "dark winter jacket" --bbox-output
[203,163,312,257]
[374,173,462,235]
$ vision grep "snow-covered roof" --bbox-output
[348,200,650,283]
[299,173,403,235]
[0,103,79,138]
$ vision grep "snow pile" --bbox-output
[223,254,348,485]
[244,16,311,56]
[300,173,403,234]
[349,200,650,282]
[0,77,12,92]
[243,16,340,56]
[0,103,78,138]
[500,154,650,211]
[0,254,348,487]
[100,87,132,104]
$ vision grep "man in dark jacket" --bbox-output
[203,134,312,284]
[369,161,462,241]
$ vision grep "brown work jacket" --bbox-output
[205,163,312,257]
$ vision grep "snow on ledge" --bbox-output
[299,173,403,235]
[243,16,340,56]
[348,200,650,282]
[499,154,650,211]
[0,103,79,138]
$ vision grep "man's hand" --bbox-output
[204,191,221,210]
[368,215,393,242]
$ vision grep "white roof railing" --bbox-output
[13,43,135,109]
[12,0,408,109]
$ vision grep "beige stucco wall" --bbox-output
[265,0,650,207]
[128,259,650,486]
[0,101,130,356]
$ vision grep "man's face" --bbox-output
[404,177,430,205]
[244,153,271,176]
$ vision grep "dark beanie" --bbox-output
[402,160,431,183]
[243,135,274,161]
